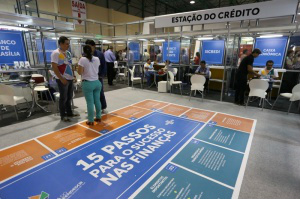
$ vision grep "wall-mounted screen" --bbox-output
[201,40,225,65]
[163,41,180,63]
[253,37,288,68]
[0,30,27,66]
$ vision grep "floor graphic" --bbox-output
[0,99,256,199]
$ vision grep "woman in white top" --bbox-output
[78,45,102,125]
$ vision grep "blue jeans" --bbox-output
[82,80,102,122]
[145,71,155,86]
[99,77,107,109]
[56,79,73,119]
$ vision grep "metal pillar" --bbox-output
[221,22,230,101]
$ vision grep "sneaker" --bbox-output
[102,109,108,114]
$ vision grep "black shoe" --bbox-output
[67,113,80,117]
[61,117,71,122]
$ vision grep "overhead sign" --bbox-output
[71,0,86,25]
[201,40,225,65]
[253,37,288,68]
[0,30,27,66]
[129,42,140,61]
[36,39,57,63]
[163,41,180,63]
[155,0,298,28]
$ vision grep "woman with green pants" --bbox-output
[78,45,102,125]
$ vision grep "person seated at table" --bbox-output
[144,59,155,86]
[195,60,210,90]
[259,60,279,92]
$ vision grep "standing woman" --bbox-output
[78,45,102,125]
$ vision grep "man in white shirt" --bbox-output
[51,36,78,122]
[144,59,154,86]
[143,49,150,62]
[259,60,279,92]
[104,46,116,86]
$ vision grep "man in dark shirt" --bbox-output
[235,48,262,105]
[85,40,107,112]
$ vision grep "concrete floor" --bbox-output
[0,87,299,199]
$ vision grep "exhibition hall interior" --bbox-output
[0,0,299,198]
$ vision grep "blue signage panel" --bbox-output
[201,40,225,65]
[135,163,233,199]
[163,41,180,63]
[195,125,249,153]
[253,37,288,68]
[0,112,203,199]
[0,30,27,66]
[129,42,140,61]
[36,39,57,63]
[172,139,244,187]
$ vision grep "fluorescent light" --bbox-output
[259,34,283,38]
[51,37,57,40]
[138,39,147,41]
[153,39,165,42]
[71,37,81,40]
[0,25,30,31]
[190,1,195,4]
[242,37,253,41]
[25,4,30,7]
[102,40,112,44]
[197,37,213,40]
[116,41,126,43]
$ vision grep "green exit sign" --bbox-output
[95,35,102,39]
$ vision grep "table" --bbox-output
[26,79,51,117]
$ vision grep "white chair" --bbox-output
[129,65,142,89]
[114,61,118,69]
[168,71,182,95]
[116,65,126,83]
[74,71,82,91]
[272,84,300,114]
[189,75,206,102]
[0,84,28,120]
[173,68,178,80]
[246,79,269,111]
[31,74,55,105]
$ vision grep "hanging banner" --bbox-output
[71,0,86,25]
[129,42,140,61]
[201,40,225,65]
[253,37,288,68]
[155,0,298,28]
[36,39,57,63]
[163,41,180,63]
[0,30,27,66]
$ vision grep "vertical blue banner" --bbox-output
[36,39,57,63]
[201,40,225,65]
[163,41,180,63]
[253,37,288,68]
[129,42,140,61]
[0,30,27,66]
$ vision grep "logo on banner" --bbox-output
[28,191,49,199]
[57,181,85,199]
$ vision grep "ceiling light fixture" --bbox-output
[190,1,195,4]
[153,39,165,42]
[0,25,30,31]
[197,37,213,40]
[259,34,283,38]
